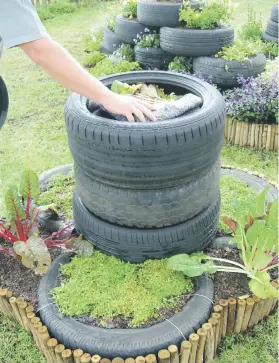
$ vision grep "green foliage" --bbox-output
[216,39,262,62]
[238,6,262,40]
[20,170,40,203]
[89,58,141,78]
[111,80,142,94]
[114,44,135,62]
[179,0,234,29]
[219,175,257,233]
[136,33,160,48]
[168,253,217,277]
[83,51,106,67]
[37,7,55,21]
[260,41,279,59]
[37,0,76,21]
[52,252,193,327]
[168,56,193,72]
[107,16,116,32]
[0,313,46,363]
[83,29,103,52]
[122,0,137,19]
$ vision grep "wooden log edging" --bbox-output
[0,286,278,363]
[225,118,278,151]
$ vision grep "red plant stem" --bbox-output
[0,224,18,243]
[11,198,26,242]
[0,248,12,255]
[29,210,40,234]
[261,255,279,271]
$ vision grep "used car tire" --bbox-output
[38,252,214,358]
[75,160,220,228]
[160,25,234,57]
[0,37,8,129]
[262,31,278,43]
[193,53,267,87]
[65,71,225,187]
[115,15,158,44]
[266,19,279,37]
[73,191,220,262]
[270,4,278,23]
[100,27,124,54]
[137,0,205,28]
[135,46,174,69]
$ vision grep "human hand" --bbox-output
[102,92,157,122]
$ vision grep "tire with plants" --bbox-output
[75,160,221,228]
[137,0,205,28]
[65,71,225,186]
[266,19,279,37]
[134,46,174,69]
[100,27,124,54]
[193,53,267,87]
[38,252,214,357]
[73,191,220,262]
[261,31,278,43]
[160,26,234,57]
[270,4,278,23]
[115,15,156,44]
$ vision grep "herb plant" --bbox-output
[216,39,261,62]
[89,58,141,78]
[168,56,193,72]
[135,32,160,48]
[223,74,278,123]
[83,51,106,67]
[179,0,234,30]
[122,0,137,19]
[238,6,262,41]
[113,44,135,62]
[83,29,103,52]
[107,16,116,32]
[168,189,278,299]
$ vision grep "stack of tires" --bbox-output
[262,4,278,43]
[65,71,225,263]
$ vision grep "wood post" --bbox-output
[125,359,135,363]
[74,349,84,363]
[112,359,124,363]
[18,301,30,332]
[219,300,228,338]
[47,338,59,363]
[81,354,92,363]
[226,298,237,334]
[62,349,75,363]
[248,296,261,327]
[0,289,13,318]
[241,298,255,332]
[168,345,179,363]
[213,305,223,345]
[234,122,241,145]
[158,350,170,363]
[189,333,199,363]
[55,344,66,363]
[135,357,145,363]
[180,340,191,363]
[234,299,247,333]
[196,328,207,363]
[9,297,23,326]
[256,299,267,323]
[211,313,220,354]
[101,360,112,363]
[145,355,156,363]
[203,323,214,363]
[37,326,54,363]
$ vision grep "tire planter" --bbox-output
[266,19,278,37]
[134,46,174,69]
[270,4,278,23]
[115,16,158,45]
[0,37,8,129]
[75,160,220,228]
[262,31,278,43]
[100,27,124,54]
[137,0,205,28]
[193,53,267,88]
[73,191,220,262]
[65,71,225,187]
[38,252,214,358]
[160,25,234,57]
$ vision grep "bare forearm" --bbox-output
[20,37,111,105]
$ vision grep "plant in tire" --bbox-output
[123,0,138,19]
[179,0,234,29]
[168,189,279,299]
[135,31,160,48]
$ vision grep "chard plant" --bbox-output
[168,189,278,299]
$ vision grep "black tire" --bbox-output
[38,252,214,358]
[101,27,124,54]
[65,71,225,187]
[115,15,157,44]
[262,31,278,43]
[75,160,220,228]
[271,4,278,23]
[266,19,278,37]
[193,53,266,87]
[0,76,8,129]
[160,26,234,57]
[134,46,174,69]
[73,191,220,262]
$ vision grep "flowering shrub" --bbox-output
[223,74,278,124]
[113,44,135,62]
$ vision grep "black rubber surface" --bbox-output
[75,160,221,228]
[64,71,225,187]
[115,15,158,44]
[134,46,174,69]
[262,31,278,43]
[101,27,124,54]
[193,53,267,87]
[160,26,234,57]
[73,191,220,262]
[137,0,205,27]
[270,4,278,23]
[38,252,214,358]
[266,19,279,37]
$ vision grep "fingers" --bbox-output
[125,112,135,122]
[136,103,156,122]
[131,106,146,122]
[136,98,158,111]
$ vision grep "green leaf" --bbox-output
[5,186,25,220]
[111,80,142,95]
[248,187,269,218]
[167,253,217,277]
[19,170,40,203]
[267,198,278,223]
[252,250,273,270]
[68,236,94,256]
[249,271,279,299]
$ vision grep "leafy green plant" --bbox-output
[114,44,135,62]
[83,51,106,67]
[83,29,103,52]
[168,189,279,299]
[37,0,77,20]
[216,39,261,62]
[168,56,192,72]
[238,6,262,41]
[135,33,160,48]
[89,58,141,78]
[179,0,234,29]
[52,252,193,327]
[122,0,137,19]
[107,16,116,32]
[260,41,278,59]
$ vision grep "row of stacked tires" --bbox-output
[262,4,278,43]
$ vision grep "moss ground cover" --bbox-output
[52,252,193,327]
